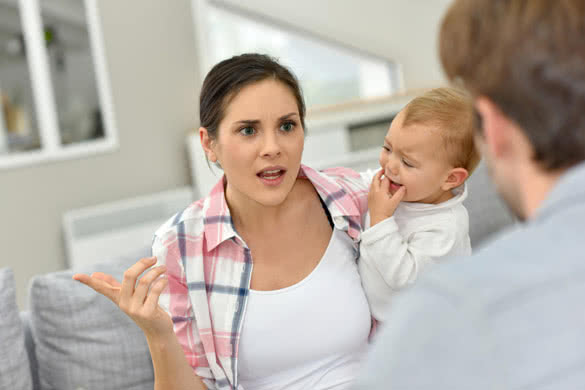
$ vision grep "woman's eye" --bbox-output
[239,127,256,136]
[403,159,414,168]
[280,122,295,132]
[382,145,391,153]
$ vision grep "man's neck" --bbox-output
[520,162,565,220]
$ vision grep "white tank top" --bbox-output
[238,228,372,390]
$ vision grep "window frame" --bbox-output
[0,0,118,170]
[190,0,404,110]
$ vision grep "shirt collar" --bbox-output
[298,164,362,218]
[399,183,468,213]
[202,164,362,251]
[535,161,585,221]
[202,176,239,252]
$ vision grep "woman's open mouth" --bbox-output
[257,167,286,186]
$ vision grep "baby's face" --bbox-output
[379,112,455,204]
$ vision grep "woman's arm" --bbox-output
[73,257,207,390]
[146,320,207,390]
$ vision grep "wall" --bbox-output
[1,0,200,309]
[3,0,453,309]
[214,0,452,90]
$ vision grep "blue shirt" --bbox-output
[353,161,585,390]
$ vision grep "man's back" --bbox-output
[354,162,585,389]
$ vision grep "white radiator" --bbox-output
[62,187,193,268]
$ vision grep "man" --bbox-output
[354,0,585,388]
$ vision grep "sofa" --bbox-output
[2,247,155,390]
[1,163,516,390]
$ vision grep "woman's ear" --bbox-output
[442,167,469,191]
[199,127,217,163]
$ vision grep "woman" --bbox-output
[74,53,372,390]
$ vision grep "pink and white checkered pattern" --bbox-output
[153,165,369,389]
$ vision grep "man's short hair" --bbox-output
[439,0,585,171]
[402,87,481,174]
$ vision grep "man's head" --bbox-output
[379,87,479,204]
[439,0,585,219]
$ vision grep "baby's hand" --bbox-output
[368,169,406,226]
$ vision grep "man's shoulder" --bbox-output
[414,218,585,305]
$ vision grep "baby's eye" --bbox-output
[239,127,256,136]
[280,121,295,132]
[382,145,391,152]
[402,159,414,168]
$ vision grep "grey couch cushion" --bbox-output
[20,311,41,390]
[28,249,155,390]
[0,268,33,390]
[463,162,517,248]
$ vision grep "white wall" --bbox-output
[1,0,200,309]
[2,0,452,309]
[214,0,452,89]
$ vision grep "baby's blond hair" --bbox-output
[402,87,480,174]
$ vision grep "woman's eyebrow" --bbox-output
[233,113,298,126]
[279,112,298,120]
[233,119,260,126]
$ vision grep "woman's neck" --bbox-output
[225,179,306,235]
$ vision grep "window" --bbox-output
[193,0,403,109]
[0,0,116,169]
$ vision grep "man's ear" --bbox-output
[475,96,515,159]
[442,167,469,191]
[199,127,217,162]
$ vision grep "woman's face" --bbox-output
[208,79,305,208]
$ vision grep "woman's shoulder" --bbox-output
[153,197,207,241]
[300,164,370,220]
[301,165,370,193]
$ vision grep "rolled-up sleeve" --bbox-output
[152,235,214,385]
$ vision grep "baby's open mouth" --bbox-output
[389,179,403,192]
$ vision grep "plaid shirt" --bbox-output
[153,165,369,390]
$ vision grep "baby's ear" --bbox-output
[442,167,469,191]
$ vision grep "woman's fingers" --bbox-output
[119,257,157,307]
[91,272,122,289]
[131,265,167,308]
[143,276,168,313]
[72,273,121,303]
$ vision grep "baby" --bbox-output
[359,87,480,322]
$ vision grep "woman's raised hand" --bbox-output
[73,256,173,337]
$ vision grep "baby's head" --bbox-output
[380,87,480,204]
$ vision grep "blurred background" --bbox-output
[0,0,451,309]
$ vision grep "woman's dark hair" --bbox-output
[199,53,306,140]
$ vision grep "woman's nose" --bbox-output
[260,131,281,158]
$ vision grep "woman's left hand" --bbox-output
[72,256,173,337]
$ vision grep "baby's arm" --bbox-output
[359,217,458,320]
